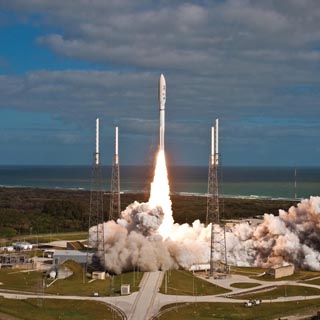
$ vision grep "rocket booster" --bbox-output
[159,74,166,151]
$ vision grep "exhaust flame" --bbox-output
[149,150,174,238]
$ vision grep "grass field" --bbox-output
[0,261,143,297]
[0,297,122,320]
[157,299,320,320]
[230,266,267,276]
[305,277,320,286]
[230,282,261,289]
[252,269,320,282]
[233,285,320,300]
[23,231,88,244]
[0,269,43,292]
[159,270,231,296]
[45,260,143,296]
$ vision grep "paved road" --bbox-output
[128,271,164,320]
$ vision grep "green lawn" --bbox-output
[0,297,122,320]
[252,270,320,282]
[25,231,88,244]
[230,266,267,277]
[230,282,261,289]
[45,260,143,296]
[157,299,320,320]
[233,285,320,300]
[305,277,320,286]
[0,269,43,292]
[159,270,231,296]
[0,261,143,297]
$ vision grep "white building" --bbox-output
[12,241,33,251]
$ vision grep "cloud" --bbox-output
[1,0,320,165]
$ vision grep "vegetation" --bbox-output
[45,260,144,296]
[0,297,122,320]
[252,269,320,282]
[0,187,297,239]
[157,299,320,320]
[0,268,43,292]
[233,285,320,300]
[0,261,143,297]
[305,277,320,286]
[230,282,261,289]
[159,270,231,296]
[230,266,268,276]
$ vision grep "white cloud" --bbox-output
[1,0,320,165]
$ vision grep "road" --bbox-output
[128,271,164,320]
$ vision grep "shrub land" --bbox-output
[0,187,297,238]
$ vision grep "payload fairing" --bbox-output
[159,74,166,151]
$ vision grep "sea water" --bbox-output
[0,165,319,200]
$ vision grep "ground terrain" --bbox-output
[0,187,297,240]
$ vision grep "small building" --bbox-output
[189,263,210,272]
[268,264,294,279]
[121,284,130,295]
[92,271,106,280]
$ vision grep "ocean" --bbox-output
[0,165,319,200]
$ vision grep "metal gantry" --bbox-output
[87,118,105,271]
[109,126,121,221]
[206,119,227,276]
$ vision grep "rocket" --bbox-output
[158,74,166,151]
[210,118,219,166]
[95,118,100,165]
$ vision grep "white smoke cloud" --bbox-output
[89,196,320,274]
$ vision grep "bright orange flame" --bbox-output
[149,150,174,238]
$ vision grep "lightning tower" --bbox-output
[109,126,121,220]
[206,119,227,276]
[87,118,105,271]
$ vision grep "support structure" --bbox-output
[87,118,105,271]
[206,119,227,276]
[109,126,121,221]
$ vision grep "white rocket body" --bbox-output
[115,126,119,165]
[210,118,219,166]
[159,74,166,151]
[95,118,99,165]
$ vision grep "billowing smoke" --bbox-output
[89,196,320,274]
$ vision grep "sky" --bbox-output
[0,0,319,166]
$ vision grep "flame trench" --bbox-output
[149,150,174,238]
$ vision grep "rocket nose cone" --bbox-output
[159,73,166,108]
[160,73,166,84]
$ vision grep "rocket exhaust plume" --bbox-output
[148,73,173,238]
[89,196,320,273]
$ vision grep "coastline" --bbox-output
[0,184,303,202]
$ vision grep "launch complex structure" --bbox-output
[109,126,121,221]
[87,118,105,270]
[87,119,122,271]
[86,74,227,274]
[206,119,228,276]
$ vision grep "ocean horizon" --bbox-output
[0,165,319,200]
